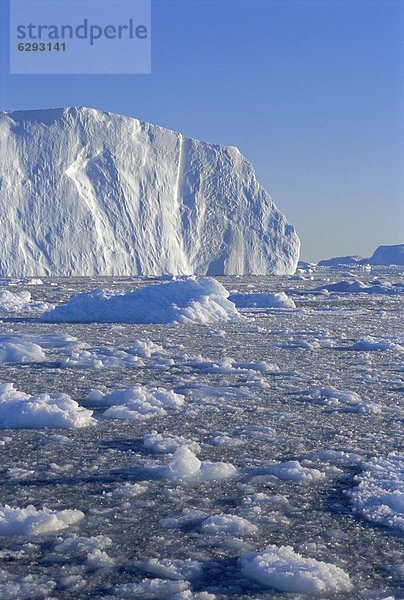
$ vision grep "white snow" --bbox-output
[0,107,299,276]
[240,544,352,593]
[0,505,84,536]
[350,453,404,531]
[40,278,242,324]
[166,446,237,481]
[88,385,185,421]
[229,291,296,309]
[0,383,95,428]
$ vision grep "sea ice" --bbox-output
[0,289,49,313]
[266,460,326,482]
[229,291,296,309]
[201,514,257,535]
[240,544,352,593]
[295,386,381,414]
[315,280,402,295]
[144,431,200,454]
[0,383,95,428]
[0,505,84,536]
[351,336,403,352]
[54,534,114,567]
[350,452,404,531]
[88,385,185,421]
[166,446,237,481]
[129,338,167,357]
[0,336,46,364]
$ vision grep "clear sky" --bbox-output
[1,0,403,262]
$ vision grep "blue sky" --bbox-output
[1,0,403,261]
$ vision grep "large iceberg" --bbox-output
[0,107,299,276]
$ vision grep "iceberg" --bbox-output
[0,107,300,276]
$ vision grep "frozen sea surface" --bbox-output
[0,268,403,599]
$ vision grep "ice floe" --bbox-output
[40,278,242,324]
[350,452,403,531]
[240,544,352,593]
[351,336,403,352]
[314,279,403,295]
[229,291,296,308]
[144,431,200,454]
[0,289,50,314]
[166,446,237,481]
[88,385,185,420]
[0,383,95,428]
[54,534,114,567]
[294,386,381,414]
[0,336,46,364]
[201,514,257,535]
[266,460,326,482]
[0,505,84,536]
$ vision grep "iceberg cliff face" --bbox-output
[0,107,300,276]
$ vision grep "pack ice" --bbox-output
[0,107,300,276]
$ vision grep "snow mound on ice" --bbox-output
[0,336,46,364]
[266,460,326,482]
[368,244,404,266]
[0,504,84,536]
[114,578,209,598]
[144,431,200,454]
[229,291,296,309]
[240,544,352,593]
[315,280,401,295]
[0,290,49,314]
[88,385,185,421]
[0,571,56,599]
[201,514,257,535]
[40,278,241,324]
[350,452,404,531]
[54,534,114,567]
[129,339,167,357]
[166,446,237,481]
[0,106,299,276]
[295,386,381,414]
[351,336,403,352]
[134,558,203,581]
[0,383,95,429]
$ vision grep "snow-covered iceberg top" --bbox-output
[40,278,242,324]
[0,106,300,276]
